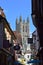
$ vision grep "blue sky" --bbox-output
[0,0,36,34]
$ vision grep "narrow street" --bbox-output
[0,0,43,65]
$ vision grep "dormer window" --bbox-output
[0,11,1,15]
[0,7,6,18]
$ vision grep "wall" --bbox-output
[0,23,3,48]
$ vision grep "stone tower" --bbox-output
[16,16,30,52]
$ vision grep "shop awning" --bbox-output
[27,59,41,63]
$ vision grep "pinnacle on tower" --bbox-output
[16,18,18,24]
[20,16,22,22]
[27,17,29,22]
[23,19,25,23]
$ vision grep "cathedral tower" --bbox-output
[16,16,30,52]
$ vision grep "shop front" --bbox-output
[0,48,13,65]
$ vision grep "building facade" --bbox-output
[16,16,30,52]
[31,0,43,64]
[0,7,16,65]
[32,30,40,54]
[30,30,40,65]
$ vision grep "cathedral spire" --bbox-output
[16,18,18,24]
[20,16,22,22]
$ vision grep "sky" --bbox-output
[0,0,36,35]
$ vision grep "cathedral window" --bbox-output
[23,25,24,32]
[26,26,27,32]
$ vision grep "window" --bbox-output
[23,25,24,32]
[23,38,24,42]
[0,11,1,14]
[26,26,27,32]
[27,55,29,58]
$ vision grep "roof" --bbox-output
[0,15,16,39]
[13,31,22,45]
[13,31,22,39]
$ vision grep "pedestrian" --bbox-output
[12,54,23,65]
